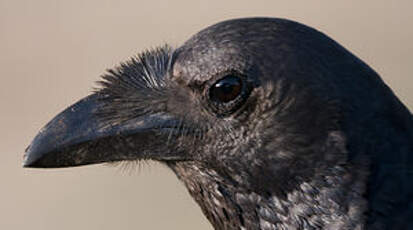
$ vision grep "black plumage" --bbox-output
[24,18,413,229]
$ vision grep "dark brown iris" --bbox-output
[209,75,242,103]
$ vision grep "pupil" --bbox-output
[210,75,242,103]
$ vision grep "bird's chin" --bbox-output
[23,93,188,168]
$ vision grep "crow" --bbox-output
[23,18,413,229]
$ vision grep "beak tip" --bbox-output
[22,145,39,168]
[22,156,33,168]
[22,159,32,168]
[22,140,51,168]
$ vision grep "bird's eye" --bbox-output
[207,73,252,117]
[209,75,242,103]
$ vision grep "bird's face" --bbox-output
[24,17,413,230]
[24,18,346,194]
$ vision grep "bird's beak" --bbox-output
[23,93,183,168]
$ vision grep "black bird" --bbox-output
[24,18,413,229]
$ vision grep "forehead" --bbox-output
[170,18,301,86]
[171,39,252,85]
[170,19,279,85]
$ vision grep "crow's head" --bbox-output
[24,18,412,229]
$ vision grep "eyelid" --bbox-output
[205,72,252,117]
[203,70,245,94]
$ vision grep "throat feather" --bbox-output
[170,161,368,230]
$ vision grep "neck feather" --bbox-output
[170,160,369,230]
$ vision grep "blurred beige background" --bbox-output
[1,1,411,229]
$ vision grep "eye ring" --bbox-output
[206,72,252,117]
